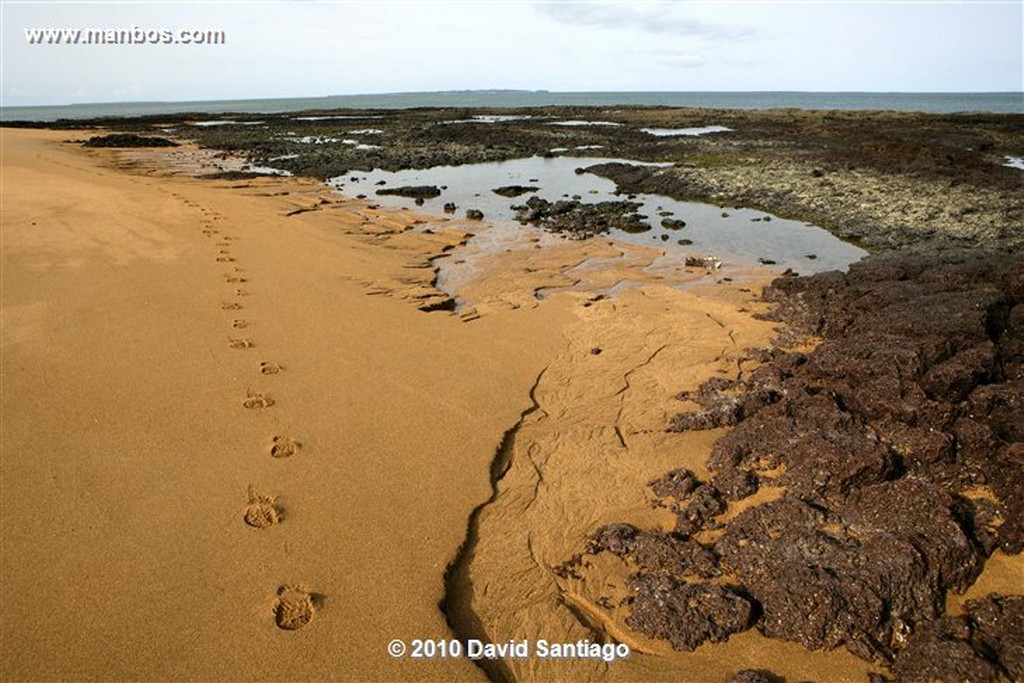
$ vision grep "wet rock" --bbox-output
[649,468,699,500]
[710,468,759,501]
[965,594,1024,680]
[625,575,754,651]
[443,202,457,213]
[892,616,1001,683]
[661,218,687,230]
[674,484,725,536]
[587,523,638,556]
[512,196,650,239]
[684,255,723,269]
[375,185,442,199]
[465,209,485,221]
[632,531,720,580]
[83,133,178,147]
[492,185,539,197]
[727,671,785,683]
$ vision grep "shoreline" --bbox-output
[1,128,784,681]
[3,124,1020,682]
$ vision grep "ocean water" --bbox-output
[3,90,1021,122]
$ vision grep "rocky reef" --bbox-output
[581,243,1024,680]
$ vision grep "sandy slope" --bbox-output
[1,129,574,680]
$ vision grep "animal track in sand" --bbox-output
[270,435,300,458]
[235,289,251,297]
[243,485,280,528]
[225,276,247,283]
[228,337,254,349]
[232,319,250,329]
[221,302,243,310]
[273,586,315,630]
[216,256,236,263]
[260,361,282,375]
[242,389,274,409]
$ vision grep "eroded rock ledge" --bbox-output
[574,243,1024,682]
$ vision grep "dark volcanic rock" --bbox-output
[587,523,638,556]
[512,196,650,239]
[632,531,720,580]
[966,594,1024,681]
[726,671,785,683]
[491,185,539,198]
[649,468,699,500]
[375,185,442,199]
[83,133,178,147]
[625,575,754,651]
[892,616,1001,683]
[583,244,1023,678]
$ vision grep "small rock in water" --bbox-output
[465,209,484,221]
[443,202,457,214]
[662,218,687,230]
[685,255,723,269]
[492,185,539,198]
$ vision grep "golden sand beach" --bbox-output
[2,129,1019,682]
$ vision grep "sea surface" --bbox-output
[3,90,1021,122]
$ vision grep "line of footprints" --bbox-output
[185,194,317,632]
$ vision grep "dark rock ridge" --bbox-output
[491,185,539,198]
[512,196,650,239]
[580,243,1023,679]
[83,133,178,147]
[374,185,442,199]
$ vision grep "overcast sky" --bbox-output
[2,1,1021,106]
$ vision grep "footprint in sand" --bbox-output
[228,337,254,349]
[235,289,251,297]
[221,302,243,311]
[270,435,300,458]
[232,319,250,329]
[216,256,236,263]
[225,276,247,283]
[260,361,282,375]
[243,485,280,529]
[242,389,274,409]
[274,586,315,630]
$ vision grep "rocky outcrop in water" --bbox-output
[491,185,539,198]
[375,185,442,199]
[512,196,650,239]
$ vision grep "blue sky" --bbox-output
[2,1,1021,106]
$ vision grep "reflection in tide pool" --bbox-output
[330,155,867,280]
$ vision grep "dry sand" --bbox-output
[3,129,1014,682]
